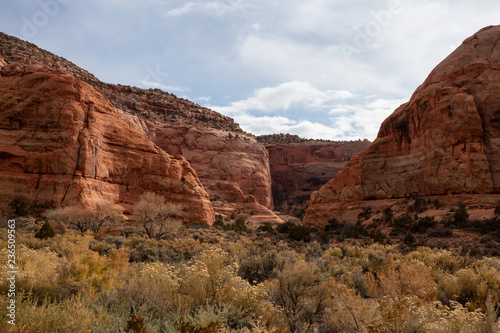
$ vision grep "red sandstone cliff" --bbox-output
[0,63,214,224]
[0,32,276,222]
[263,139,370,216]
[304,25,500,226]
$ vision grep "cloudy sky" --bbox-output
[1,1,499,140]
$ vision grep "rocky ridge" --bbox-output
[304,25,500,226]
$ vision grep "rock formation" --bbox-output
[0,63,214,224]
[304,25,500,226]
[116,112,273,209]
[262,138,370,216]
[0,32,275,221]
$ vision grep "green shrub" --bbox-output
[277,221,295,234]
[9,197,28,216]
[191,220,209,229]
[213,219,225,228]
[382,207,393,222]
[238,249,281,284]
[404,233,416,245]
[35,221,56,240]
[412,216,437,233]
[318,231,330,244]
[358,207,373,220]
[288,225,311,242]
[494,205,500,217]
[257,223,275,235]
[452,207,470,227]
[373,230,386,243]
[393,215,413,228]
[343,221,369,239]
[408,197,428,213]
[233,217,248,233]
[434,199,442,209]
[324,218,343,233]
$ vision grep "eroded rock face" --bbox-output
[304,25,500,226]
[0,64,214,224]
[115,114,274,209]
[266,141,370,216]
[0,32,275,217]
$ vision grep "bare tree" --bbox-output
[44,200,121,235]
[133,192,180,239]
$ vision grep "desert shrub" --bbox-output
[0,293,112,333]
[126,312,147,333]
[276,221,295,234]
[373,230,386,243]
[324,218,343,233]
[233,217,248,233]
[213,215,225,229]
[126,238,160,262]
[471,217,500,234]
[451,206,470,227]
[8,197,28,216]
[408,197,428,213]
[175,315,225,333]
[367,260,438,332]
[90,239,117,256]
[412,216,438,233]
[317,231,330,244]
[382,206,393,222]
[494,205,500,217]
[390,215,413,236]
[428,228,453,238]
[358,207,373,220]
[238,249,282,284]
[257,223,275,235]
[433,198,442,209]
[324,281,376,332]
[191,220,209,229]
[134,192,180,239]
[4,226,500,332]
[35,221,55,240]
[288,225,311,242]
[343,221,369,239]
[404,232,416,245]
[268,260,331,332]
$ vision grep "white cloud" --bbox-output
[209,81,405,140]
[213,80,354,114]
[195,96,212,102]
[140,80,189,93]
[164,0,244,17]
[230,113,342,140]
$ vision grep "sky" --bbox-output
[0,0,499,140]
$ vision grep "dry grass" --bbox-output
[0,227,499,332]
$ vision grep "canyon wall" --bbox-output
[304,25,500,226]
[0,64,214,224]
[265,140,370,216]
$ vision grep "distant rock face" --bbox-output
[116,115,274,209]
[304,25,500,226]
[0,64,214,224]
[266,141,370,216]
